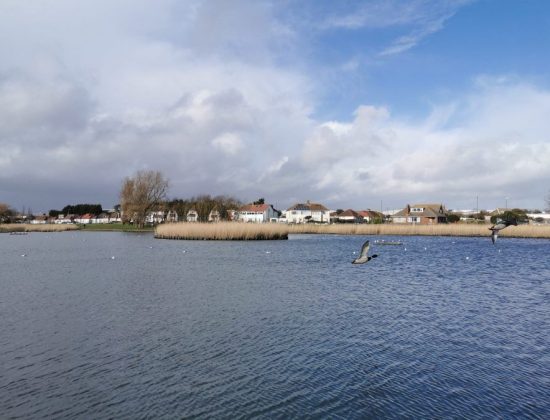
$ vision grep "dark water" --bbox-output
[1,232,549,419]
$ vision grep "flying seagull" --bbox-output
[489,219,517,244]
[352,240,378,264]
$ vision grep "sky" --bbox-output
[1,0,550,213]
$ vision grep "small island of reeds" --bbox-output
[155,222,550,240]
[155,222,289,240]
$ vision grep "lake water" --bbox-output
[1,232,549,419]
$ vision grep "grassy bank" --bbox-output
[155,222,289,240]
[155,222,550,240]
[79,223,154,232]
[0,224,79,233]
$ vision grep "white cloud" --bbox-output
[295,78,550,209]
[0,1,548,213]
[212,133,244,155]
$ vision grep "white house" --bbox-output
[208,208,221,222]
[187,209,199,222]
[94,213,110,224]
[236,204,279,223]
[145,211,167,224]
[284,201,331,224]
[30,215,48,224]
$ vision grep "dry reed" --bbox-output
[155,222,289,240]
[286,223,550,239]
[155,222,550,240]
[0,224,80,233]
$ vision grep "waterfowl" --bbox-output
[489,219,517,244]
[352,240,378,264]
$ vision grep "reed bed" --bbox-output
[287,223,550,238]
[0,224,80,233]
[155,222,550,240]
[155,222,289,240]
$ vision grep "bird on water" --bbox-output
[352,240,378,264]
[489,219,517,244]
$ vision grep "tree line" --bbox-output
[48,204,104,217]
[118,170,243,227]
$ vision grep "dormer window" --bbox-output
[411,207,424,212]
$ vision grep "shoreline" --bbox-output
[3,222,550,240]
[155,222,550,240]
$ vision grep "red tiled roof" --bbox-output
[238,204,270,213]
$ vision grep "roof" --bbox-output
[238,204,270,213]
[287,202,329,211]
[392,203,447,218]
[358,210,383,218]
[339,209,361,218]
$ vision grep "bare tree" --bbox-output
[120,170,169,227]
[0,202,15,223]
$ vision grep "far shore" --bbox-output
[3,222,550,240]
[155,222,550,240]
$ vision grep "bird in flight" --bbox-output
[489,219,517,244]
[352,240,378,264]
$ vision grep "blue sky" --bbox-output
[1,0,550,212]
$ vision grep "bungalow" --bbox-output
[30,215,48,224]
[94,213,110,224]
[335,209,364,223]
[55,214,76,224]
[236,203,280,223]
[75,213,95,224]
[391,203,448,224]
[284,201,331,224]
[187,209,199,222]
[358,210,384,223]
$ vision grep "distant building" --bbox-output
[391,203,448,224]
[236,203,280,223]
[335,209,363,223]
[284,201,331,224]
[187,209,199,222]
[357,210,385,223]
[208,208,221,222]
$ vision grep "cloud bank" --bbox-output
[0,1,549,212]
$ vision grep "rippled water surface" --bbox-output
[1,232,549,419]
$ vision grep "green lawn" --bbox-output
[79,223,154,232]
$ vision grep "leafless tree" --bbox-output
[120,170,169,227]
[0,202,15,223]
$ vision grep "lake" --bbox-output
[1,232,549,419]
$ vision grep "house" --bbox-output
[335,209,364,223]
[236,203,280,223]
[391,203,448,224]
[108,211,121,223]
[187,209,199,222]
[94,213,110,224]
[145,210,167,224]
[165,210,178,223]
[208,208,221,222]
[30,215,48,224]
[284,201,331,224]
[55,214,76,224]
[75,213,95,224]
[357,210,385,223]
[226,209,237,221]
